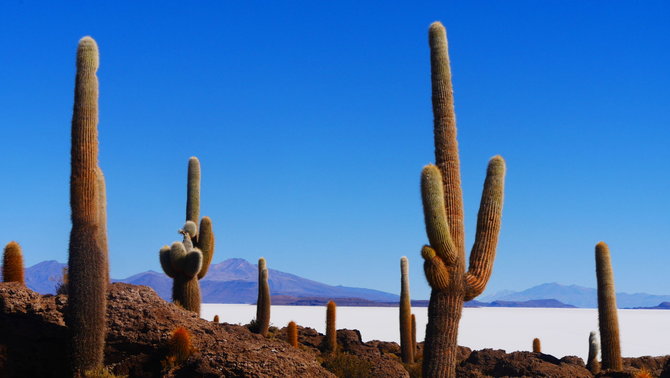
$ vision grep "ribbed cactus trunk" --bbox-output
[66,36,108,374]
[326,300,337,352]
[3,241,24,284]
[587,331,601,374]
[96,167,109,284]
[173,275,201,313]
[400,257,414,363]
[595,242,622,371]
[255,257,271,337]
[533,338,541,353]
[420,22,506,378]
[287,321,298,347]
[411,313,417,355]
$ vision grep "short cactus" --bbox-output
[253,257,271,336]
[3,241,24,284]
[213,315,219,323]
[287,321,298,348]
[420,22,506,377]
[595,241,622,371]
[160,222,204,314]
[587,331,601,374]
[159,157,215,315]
[168,327,194,364]
[326,300,337,352]
[66,36,108,374]
[532,338,541,353]
[399,256,413,363]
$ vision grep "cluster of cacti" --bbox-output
[3,241,24,284]
[65,36,110,375]
[595,241,622,371]
[326,300,337,352]
[253,257,271,336]
[287,321,299,348]
[419,21,506,377]
[159,157,215,316]
[587,331,601,374]
[399,256,413,363]
[532,338,541,353]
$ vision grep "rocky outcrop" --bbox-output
[0,282,332,377]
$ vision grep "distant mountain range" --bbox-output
[14,260,670,308]
[481,282,670,308]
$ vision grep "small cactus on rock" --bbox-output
[287,321,298,348]
[3,241,24,284]
[587,331,601,374]
[213,315,219,323]
[532,338,541,353]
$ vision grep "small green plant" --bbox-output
[321,352,373,378]
[3,241,24,284]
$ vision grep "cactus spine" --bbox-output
[2,241,24,284]
[587,331,601,374]
[420,22,506,377]
[159,157,215,315]
[326,300,337,352]
[532,338,541,353]
[254,257,271,336]
[287,321,298,348]
[66,36,108,374]
[595,241,622,371]
[400,256,414,363]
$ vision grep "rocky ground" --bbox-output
[0,282,667,377]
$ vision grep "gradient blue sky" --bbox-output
[1,1,668,300]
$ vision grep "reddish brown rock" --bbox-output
[0,282,332,377]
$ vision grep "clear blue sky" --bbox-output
[1,1,668,300]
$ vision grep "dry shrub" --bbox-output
[321,352,373,378]
[634,368,653,378]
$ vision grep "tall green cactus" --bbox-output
[66,36,108,374]
[159,157,215,315]
[3,241,24,284]
[587,331,601,374]
[595,241,622,371]
[420,22,506,377]
[254,257,271,336]
[400,256,413,363]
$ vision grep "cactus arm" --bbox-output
[186,157,200,225]
[421,245,450,290]
[159,246,177,278]
[196,216,214,279]
[169,242,187,272]
[464,156,506,301]
[96,166,109,284]
[429,22,465,253]
[181,249,203,278]
[421,165,458,265]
